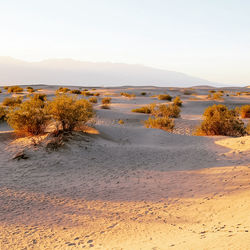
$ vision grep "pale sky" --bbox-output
[0,0,250,85]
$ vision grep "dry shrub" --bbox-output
[183,89,192,95]
[141,92,146,96]
[6,97,49,135]
[7,85,23,93]
[173,96,182,107]
[152,104,181,118]
[94,92,100,96]
[32,93,47,102]
[89,96,98,103]
[212,92,223,100]
[101,104,110,109]
[26,86,35,93]
[246,122,250,135]
[0,89,2,93]
[209,90,216,93]
[120,92,136,98]
[70,89,81,95]
[240,105,250,118]
[195,104,246,136]
[48,95,94,132]
[158,94,172,101]
[132,104,155,114]
[145,116,174,132]
[102,97,111,104]
[2,96,23,107]
[0,105,6,121]
[118,119,124,125]
[82,91,94,96]
[57,87,70,93]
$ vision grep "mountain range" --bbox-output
[0,56,216,87]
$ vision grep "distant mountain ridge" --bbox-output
[0,56,215,87]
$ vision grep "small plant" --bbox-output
[0,89,2,93]
[2,96,23,107]
[158,94,172,101]
[118,119,124,125]
[240,105,250,118]
[209,90,216,94]
[141,92,146,96]
[0,105,6,121]
[101,104,110,109]
[132,104,154,114]
[152,104,181,118]
[120,92,136,98]
[26,86,35,93]
[82,91,94,96]
[70,89,81,95]
[144,116,174,132]
[211,92,223,100]
[94,92,100,96]
[6,97,49,135]
[195,104,246,136]
[89,97,98,103]
[102,97,111,104]
[57,87,70,93]
[173,96,182,107]
[7,85,23,93]
[92,88,96,91]
[3,86,8,90]
[48,95,94,132]
[246,122,250,135]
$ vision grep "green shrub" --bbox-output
[7,86,23,93]
[173,96,182,107]
[102,97,111,104]
[6,97,48,135]
[144,116,174,132]
[48,95,94,131]
[240,105,250,118]
[195,104,246,136]
[158,94,172,101]
[2,96,23,107]
[89,97,98,103]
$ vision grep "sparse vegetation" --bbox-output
[82,91,94,96]
[6,96,49,135]
[195,104,246,136]
[93,92,100,96]
[173,96,182,107]
[89,96,98,103]
[7,85,23,93]
[57,87,70,93]
[246,122,250,135]
[145,116,174,132]
[152,104,181,118]
[132,104,154,114]
[240,105,250,118]
[0,105,6,121]
[120,92,136,98]
[48,95,94,132]
[70,89,81,95]
[158,94,172,101]
[32,93,47,102]
[102,97,111,104]
[26,86,35,93]
[2,96,23,107]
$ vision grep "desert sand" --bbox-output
[0,85,249,249]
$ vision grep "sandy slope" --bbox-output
[0,86,249,249]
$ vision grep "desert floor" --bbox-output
[0,85,250,249]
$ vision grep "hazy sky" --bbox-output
[0,0,250,85]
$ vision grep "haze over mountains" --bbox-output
[0,56,217,87]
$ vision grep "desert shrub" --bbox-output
[132,104,155,114]
[0,105,6,121]
[240,105,250,118]
[0,89,2,93]
[82,91,94,96]
[212,92,223,100]
[144,116,174,132]
[92,88,96,90]
[246,122,250,135]
[2,96,23,107]
[120,92,136,98]
[118,119,124,125]
[70,89,81,95]
[195,104,246,136]
[26,86,35,93]
[158,94,172,101]
[209,90,216,94]
[94,92,100,96]
[6,97,49,135]
[101,104,110,109]
[32,93,47,102]
[152,104,181,118]
[102,97,111,104]
[89,96,98,103]
[3,86,8,90]
[57,87,70,93]
[183,90,192,95]
[7,85,23,93]
[141,92,146,96]
[48,95,94,131]
[173,96,182,107]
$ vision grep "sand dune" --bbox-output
[0,86,249,249]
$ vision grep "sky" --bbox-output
[0,0,250,85]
